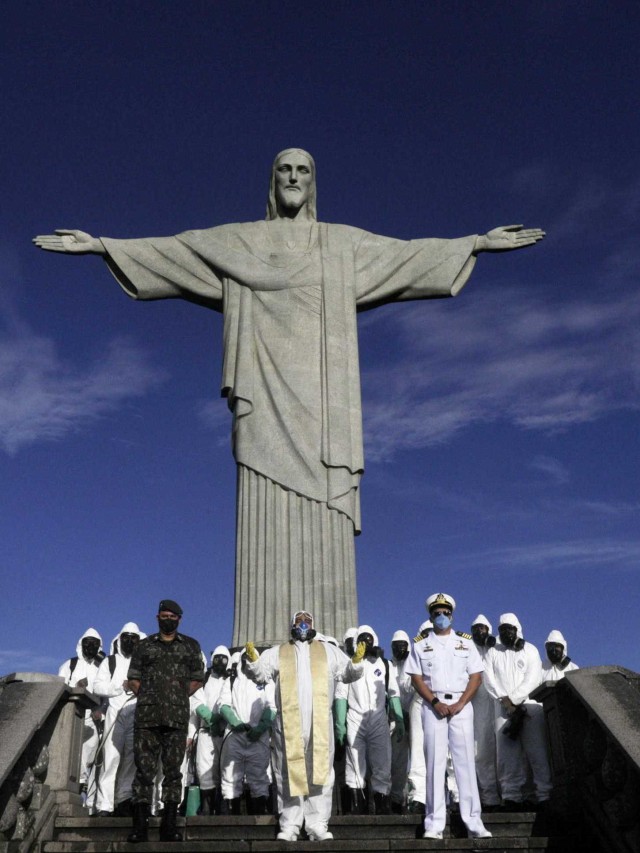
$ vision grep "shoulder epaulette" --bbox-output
[456,631,472,640]
[413,629,431,643]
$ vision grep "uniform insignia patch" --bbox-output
[456,631,472,640]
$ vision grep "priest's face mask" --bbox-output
[211,654,229,676]
[546,642,565,665]
[81,637,101,661]
[291,612,315,642]
[498,624,518,648]
[119,633,140,658]
[391,640,409,661]
[274,152,313,215]
[472,624,490,646]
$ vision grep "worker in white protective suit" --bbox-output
[406,593,491,840]
[93,622,144,815]
[542,630,579,682]
[58,627,105,811]
[470,615,501,810]
[192,645,230,815]
[389,630,412,813]
[217,651,277,814]
[246,610,365,842]
[336,625,403,815]
[342,627,358,659]
[482,613,552,810]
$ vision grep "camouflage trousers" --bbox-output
[132,724,187,805]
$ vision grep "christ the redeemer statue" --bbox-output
[34,148,544,646]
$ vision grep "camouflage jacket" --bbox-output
[127,633,204,728]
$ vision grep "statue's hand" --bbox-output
[32,229,105,255]
[245,642,259,663]
[475,224,545,253]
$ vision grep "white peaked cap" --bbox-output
[357,624,379,647]
[472,614,492,633]
[392,630,411,644]
[426,592,456,612]
[545,630,567,653]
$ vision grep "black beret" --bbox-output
[158,599,183,617]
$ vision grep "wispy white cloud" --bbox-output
[0,325,166,455]
[361,288,640,461]
[459,539,640,573]
[0,650,60,674]
[196,398,231,447]
[529,455,570,486]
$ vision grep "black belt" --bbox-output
[443,693,453,699]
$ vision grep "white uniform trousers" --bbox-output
[472,685,500,806]
[421,698,486,835]
[273,729,333,838]
[220,730,271,798]
[495,702,552,802]
[345,711,392,794]
[408,696,426,804]
[196,730,223,790]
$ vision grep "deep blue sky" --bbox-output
[2,2,639,673]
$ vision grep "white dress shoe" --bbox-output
[469,828,493,838]
[308,828,334,841]
[422,829,443,839]
[277,830,299,841]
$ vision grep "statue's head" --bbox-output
[266,148,317,221]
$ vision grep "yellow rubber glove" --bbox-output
[245,642,259,663]
[352,641,366,664]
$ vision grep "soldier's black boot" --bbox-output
[224,797,242,815]
[249,796,268,815]
[159,802,183,842]
[349,787,367,815]
[340,784,351,815]
[127,802,149,843]
[374,792,391,814]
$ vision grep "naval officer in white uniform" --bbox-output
[405,593,491,840]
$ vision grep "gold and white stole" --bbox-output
[279,640,330,796]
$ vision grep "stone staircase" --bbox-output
[42,810,584,852]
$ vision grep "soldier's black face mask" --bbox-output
[391,641,409,661]
[120,634,139,658]
[498,625,518,648]
[546,644,564,664]
[212,655,229,676]
[158,617,179,634]
[81,638,100,660]
[472,626,489,646]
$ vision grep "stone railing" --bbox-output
[0,673,98,853]
[533,665,640,853]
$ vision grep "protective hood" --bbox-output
[76,627,103,658]
[229,650,242,667]
[419,620,433,634]
[392,630,410,644]
[545,630,567,654]
[211,644,231,665]
[357,624,378,647]
[472,614,492,634]
[291,610,314,627]
[322,636,339,646]
[343,627,358,644]
[109,622,145,655]
[499,613,523,639]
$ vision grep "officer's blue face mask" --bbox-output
[433,614,452,631]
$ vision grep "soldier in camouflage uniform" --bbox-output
[126,599,204,843]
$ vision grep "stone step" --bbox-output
[43,839,557,853]
[52,813,539,843]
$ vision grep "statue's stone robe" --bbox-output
[102,222,477,645]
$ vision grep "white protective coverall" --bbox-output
[248,628,363,841]
[482,613,552,804]
[92,622,144,812]
[390,630,412,808]
[219,662,277,798]
[542,630,579,682]
[342,625,399,796]
[192,645,231,792]
[470,615,500,807]
[58,627,104,798]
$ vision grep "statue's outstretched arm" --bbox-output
[474,224,545,254]
[33,229,106,256]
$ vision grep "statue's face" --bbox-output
[274,152,313,214]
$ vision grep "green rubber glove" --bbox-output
[196,704,220,727]
[220,704,249,732]
[333,698,347,746]
[388,696,405,741]
[246,707,277,741]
